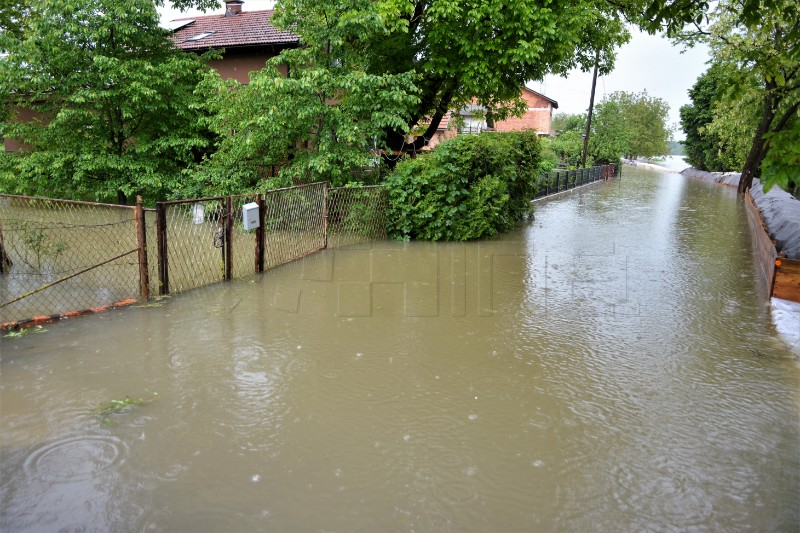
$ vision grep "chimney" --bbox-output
[225,0,243,16]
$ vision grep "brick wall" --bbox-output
[492,89,554,135]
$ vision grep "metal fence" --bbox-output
[0,196,146,324]
[534,164,617,199]
[1,166,610,326]
[1,183,388,326]
[326,185,389,249]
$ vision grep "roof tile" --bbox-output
[170,10,298,50]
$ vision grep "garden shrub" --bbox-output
[386,131,542,240]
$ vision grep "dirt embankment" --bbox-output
[680,169,800,260]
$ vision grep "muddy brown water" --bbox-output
[2,165,799,532]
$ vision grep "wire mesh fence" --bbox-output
[326,185,389,249]
[0,195,142,324]
[1,167,615,327]
[0,182,389,327]
[263,182,326,270]
[156,197,227,295]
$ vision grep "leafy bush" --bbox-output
[386,131,542,240]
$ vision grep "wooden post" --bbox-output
[156,202,169,295]
[224,196,233,281]
[134,196,150,300]
[255,194,265,273]
[582,50,600,169]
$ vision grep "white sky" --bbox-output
[161,3,710,140]
[533,29,710,140]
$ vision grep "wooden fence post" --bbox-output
[134,196,149,300]
[156,202,169,295]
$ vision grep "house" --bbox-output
[2,1,298,152]
[492,87,559,135]
[168,0,299,83]
[423,87,559,149]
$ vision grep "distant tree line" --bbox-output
[547,91,672,168]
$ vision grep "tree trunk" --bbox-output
[117,189,128,205]
[383,78,457,168]
[738,79,776,194]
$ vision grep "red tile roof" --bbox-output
[170,10,298,51]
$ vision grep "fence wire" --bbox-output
[263,182,326,270]
[2,169,608,325]
[0,195,140,323]
[230,193,260,279]
[326,186,389,249]
[160,198,226,295]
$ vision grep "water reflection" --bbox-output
[1,166,798,532]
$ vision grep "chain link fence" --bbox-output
[1,183,389,326]
[263,182,326,269]
[155,197,227,295]
[0,195,144,324]
[1,169,612,326]
[326,185,388,249]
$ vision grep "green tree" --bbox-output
[587,91,671,162]
[358,0,635,155]
[0,0,214,204]
[549,131,585,167]
[590,99,631,164]
[620,91,672,159]
[676,0,800,193]
[190,0,419,193]
[680,63,756,173]
[552,113,586,135]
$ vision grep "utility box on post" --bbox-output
[242,202,260,231]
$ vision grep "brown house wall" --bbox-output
[209,47,288,83]
[3,107,46,152]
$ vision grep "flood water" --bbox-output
[2,165,799,532]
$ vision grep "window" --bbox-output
[186,31,215,42]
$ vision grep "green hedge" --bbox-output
[386,131,542,240]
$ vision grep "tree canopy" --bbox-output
[188,0,419,193]
[0,0,214,204]
[363,0,632,153]
[676,0,800,193]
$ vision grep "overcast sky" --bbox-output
[161,3,710,139]
[533,29,710,140]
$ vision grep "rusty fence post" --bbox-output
[134,196,149,300]
[322,183,329,249]
[0,222,9,275]
[255,194,265,273]
[156,202,169,295]
[224,196,233,281]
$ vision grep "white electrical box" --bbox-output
[192,204,204,225]
[242,202,260,230]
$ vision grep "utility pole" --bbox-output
[582,49,600,168]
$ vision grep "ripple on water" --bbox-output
[23,433,128,483]
[609,460,714,528]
